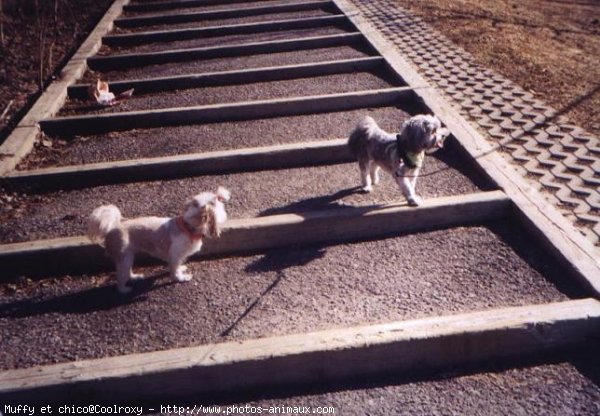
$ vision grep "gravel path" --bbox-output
[104,26,351,55]
[20,107,410,169]
[61,70,400,116]
[3,142,486,244]
[81,44,370,82]
[122,0,326,19]
[0,220,582,370]
[114,9,336,34]
[232,354,600,416]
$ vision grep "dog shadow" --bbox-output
[221,246,327,337]
[257,187,364,217]
[0,273,173,319]
[245,245,327,274]
[431,139,496,190]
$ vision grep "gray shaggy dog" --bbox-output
[348,114,448,206]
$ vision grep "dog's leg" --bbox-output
[169,238,193,282]
[115,252,134,294]
[394,166,422,206]
[410,168,423,205]
[370,164,381,186]
[359,159,373,192]
[410,167,422,205]
[170,257,193,282]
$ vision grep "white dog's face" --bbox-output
[182,187,230,238]
[402,114,450,153]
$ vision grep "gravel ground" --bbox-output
[229,354,600,416]
[0,219,583,370]
[103,25,351,55]
[122,0,326,18]
[114,9,336,34]
[60,70,400,116]
[2,142,486,244]
[20,107,410,169]
[81,44,371,83]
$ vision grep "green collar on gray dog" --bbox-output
[396,134,425,169]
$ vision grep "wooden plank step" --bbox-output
[68,57,387,99]
[104,15,350,46]
[40,87,415,136]
[2,298,598,404]
[115,0,336,28]
[124,0,288,13]
[4,140,351,191]
[0,191,510,279]
[88,32,365,71]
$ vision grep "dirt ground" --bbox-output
[0,0,113,143]
[1,0,597,145]
[396,0,600,137]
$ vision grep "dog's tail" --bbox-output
[87,204,122,245]
[348,116,377,158]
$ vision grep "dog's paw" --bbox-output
[117,284,132,294]
[174,266,193,282]
[362,185,373,193]
[175,273,193,282]
[130,272,145,280]
[407,195,423,207]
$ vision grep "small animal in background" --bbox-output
[87,187,231,294]
[348,114,449,206]
[89,79,134,106]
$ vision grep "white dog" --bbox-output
[348,114,449,206]
[87,187,230,293]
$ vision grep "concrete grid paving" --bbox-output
[349,0,600,247]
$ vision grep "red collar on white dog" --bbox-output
[176,216,204,242]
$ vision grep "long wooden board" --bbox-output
[2,298,598,404]
[68,57,386,98]
[88,32,364,70]
[40,87,415,136]
[115,0,336,28]
[4,140,351,191]
[103,15,350,46]
[124,0,287,13]
[0,191,510,278]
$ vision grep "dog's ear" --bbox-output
[401,118,427,153]
[202,206,220,238]
[98,80,110,93]
[215,186,231,203]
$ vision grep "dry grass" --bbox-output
[396,0,600,136]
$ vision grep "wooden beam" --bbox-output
[332,0,600,297]
[68,57,386,99]
[124,0,287,13]
[40,87,415,136]
[103,15,350,46]
[0,191,510,279]
[88,32,364,71]
[115,0,336,28]
[4,139,351,191]
[1,298,598,404]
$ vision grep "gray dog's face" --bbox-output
[402,114,449,153]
